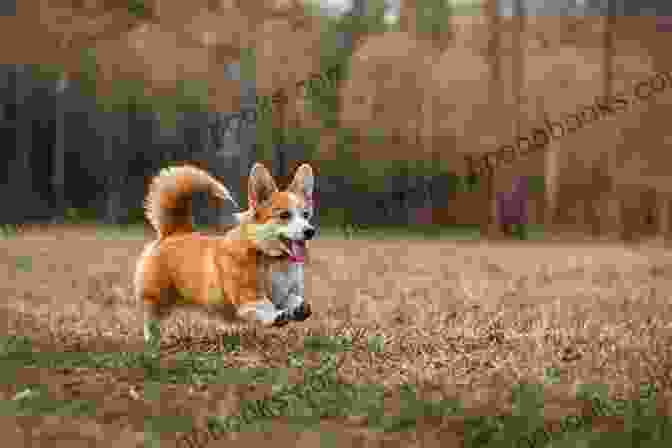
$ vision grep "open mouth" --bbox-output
[280,237,306,262]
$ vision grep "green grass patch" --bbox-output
[317,222,548,242]
[317,223,483,241]
[450,1,483,16]
[521,223,545,241]
[93,223,148,240]
[1,224,20,239]
[2,334,671,446]
[13,256,33,272]
[2,384,98,417]
[127,0,151,19]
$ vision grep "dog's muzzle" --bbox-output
[281,228,314,263]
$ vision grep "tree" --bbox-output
[410,0,454,50]
[6,1,341,224]
[52,74,68,222]
[12,66,36,221]
[590,0,615,238]
[102,115,125,225]
[483,0,502,238]
[503,0,527,239]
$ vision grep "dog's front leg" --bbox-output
[286,264,310,321]
[269,264,304,306]
[269,269,291,309]
[270,264,311,322]
[284,293,312,321]
[293,263,305,298]
[237,299,290,327]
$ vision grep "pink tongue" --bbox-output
[289,241,306,262]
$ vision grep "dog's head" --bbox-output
[234,163,315,261]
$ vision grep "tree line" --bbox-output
[0,0,481,230]
[0,60,478,229]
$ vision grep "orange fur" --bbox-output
[143,165,238,239]
[135,163,314,335]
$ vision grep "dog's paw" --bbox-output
[272,310,291,327]
[291,301,312,321]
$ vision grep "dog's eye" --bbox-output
[303,211,310,219]
[279,211,291,219]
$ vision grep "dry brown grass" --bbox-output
[2,224,672,446]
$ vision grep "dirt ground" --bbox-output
[2,224,672,446]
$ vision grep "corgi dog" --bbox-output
[135,163,315,346]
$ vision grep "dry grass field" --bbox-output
[1,223,672,447]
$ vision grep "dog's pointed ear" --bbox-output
[248,163,278,209]
[288,164,315,203]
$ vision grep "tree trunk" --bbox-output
[327,1,365,236]
[590,0,615,239]
[0,66,16,224]
[274,130,287,183]
[603,2,614,102]
[661,195,672,242]
[103,111,127,225]
[545,139,560,232]
[223,60,256,213]
[13,65,36,222]
[484,0,503,238]
[51,76,68,222]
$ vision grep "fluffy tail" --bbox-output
[144,165,238,238]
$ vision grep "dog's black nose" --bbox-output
[303,228,315,240]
